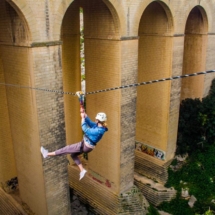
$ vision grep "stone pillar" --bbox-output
[0,51,17,183]
[32,43,71,215]
[166,35,185,160]
[181,7,208,100]
[81,37,138,193]
[181,33,207,100]
[61,0,82,154]
[0,1,66,214]
[85,37,122,193]
[68,37,148,214]
[135,34,184,184]
[61,0,147,213]
[0,43,52,215]
[135,2,175,165]
[119,37,139,193]
[134,2,178,185]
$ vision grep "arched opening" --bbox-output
[0,1,45,214]
[61,0,83,150]
[0,1,30,181]
[181,6,208,100]
[0,56,16,184]
[61,0,121,192]
[136,2,174,161]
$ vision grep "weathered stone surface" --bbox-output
[1,0,215,215]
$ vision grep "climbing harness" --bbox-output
[0,70,215,96]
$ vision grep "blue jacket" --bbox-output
[82,116,108,146]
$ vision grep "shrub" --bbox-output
[176,98,203,155]
[159,79,215,215]
[160,145,215,214]
[146,204,160,215]
[176,78,215,155]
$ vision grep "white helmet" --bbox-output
[95,112,107,122]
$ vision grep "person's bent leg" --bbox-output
[70,152,86,180]
[77,143,94,180]
[40,141,82,159]
[55,141,82,156]
[78,164,84,172]
[70,143,93,167]
[71,152,82,166]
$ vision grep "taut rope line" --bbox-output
[0,70,215,96]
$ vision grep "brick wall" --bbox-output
[120,38,138,193]
[32,45,70,215]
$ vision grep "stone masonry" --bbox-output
[0,0,215,214]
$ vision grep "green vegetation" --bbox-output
[158,145,215,214]
[156,79,215,215]
[81,74,85,81]
[146,204,160,215]
[176,79,215,155]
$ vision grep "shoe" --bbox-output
[79,169,87,180]
[40,146,48,158]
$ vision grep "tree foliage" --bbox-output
[176,79,215,155]
[157,79,215,215]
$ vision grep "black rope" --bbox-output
[0,70,214,96]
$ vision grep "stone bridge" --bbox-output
[0,0,215,214]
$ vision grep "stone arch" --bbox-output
[7,0,37,43]
[100,0,122,37]
[184,6,208,34]
[0,0,32,45]
[60,0,123,193]
[181,5,208,100]
[133,0,174,36]
[135,1,174,161]
[0,0,32,183]
[54,0,123,40]
[182,3,209,34]
[200,0,215,33]
[0,1,47,214]
[175,1,213,35]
